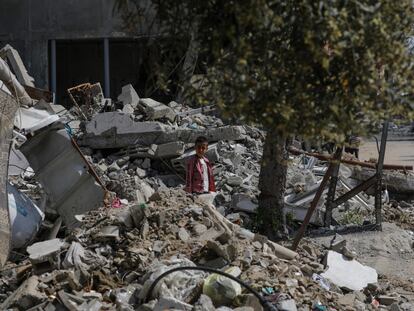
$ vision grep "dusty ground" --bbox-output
[359,140,414,166]
[312,222,414,300]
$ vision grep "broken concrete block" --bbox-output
[118,84,140,108]
[57,290,87,310]
[122,104,135,114]
[136,167,147,178]
[226,175,243,186]
[330,234,347,253]
[130,204,149,227]
[0,276,47,310]
[141,158,151,169]
[27,239,66,265]
[337,293,356,307]
[95,226,120,240]
[0,44,35,87]
[178,227,191,242]
[276,299,298,311]
[378,295,399,306]
[154,141,185,158]
[135,178,155,202]
[139,98,176,121]
[321,250,378,291]
[81,112,245,149]
[154,297,192,311]
[82,112,167,148]
[194,294,215,311]
[231,194,258,214]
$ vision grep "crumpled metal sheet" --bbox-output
[20,127,106,229]
[0,89,18,268]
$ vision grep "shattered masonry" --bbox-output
[0,44,414,311]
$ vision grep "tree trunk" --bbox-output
[257,131,289,240]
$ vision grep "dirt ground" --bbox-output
[312,222,414,301]
[359,140,414,167]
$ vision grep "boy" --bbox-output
[185,136,216,194]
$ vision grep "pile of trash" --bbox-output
[1,44,414,310]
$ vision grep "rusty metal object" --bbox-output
[288,146,412,171]
[23,85,53,103]
[67,83,104,120]
[0,89,19,268]
[291,149,342,250]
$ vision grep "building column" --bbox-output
[50,39,57,96]
[103,38,110,98]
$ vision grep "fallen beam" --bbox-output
[288,147,413,171]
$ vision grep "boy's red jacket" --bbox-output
[185,155,216,193]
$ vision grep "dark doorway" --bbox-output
[109,40,142,99]
[55,40,104,108]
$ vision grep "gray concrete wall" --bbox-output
[0,0,142,89]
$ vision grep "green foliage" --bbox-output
[339,209,364,225]
[116,0,414,142]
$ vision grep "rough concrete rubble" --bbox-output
[2,189,409,311]
[1,46,414,310]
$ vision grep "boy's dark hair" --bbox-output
[195,136,208,145]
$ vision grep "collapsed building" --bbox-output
[1,45,414,311]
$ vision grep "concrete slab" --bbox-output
[139,98,176,121]
[81,112,245,149]
[155,141,185,158]
[27,239,66,264]
[118,84,139,108]
[0,44,35,87]
[0,276,47,310]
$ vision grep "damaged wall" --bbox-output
[0,0,150,90]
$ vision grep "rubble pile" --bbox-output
[1,45,414,310]
[2,189,411,311]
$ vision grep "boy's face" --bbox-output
[196,142,208,157]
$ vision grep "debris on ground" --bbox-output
[1,44,414,310]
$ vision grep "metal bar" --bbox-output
[50,40,56,94]
[324,147,342,226]
[375,121,389,228]
[332,174,377,208]
[70,137,107,192]
[291,149,342,250]
[103,38,110,98]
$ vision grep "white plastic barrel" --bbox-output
[7,182,44,249]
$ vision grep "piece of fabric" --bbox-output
[185,155,216,193]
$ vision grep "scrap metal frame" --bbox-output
[292,122,389,250]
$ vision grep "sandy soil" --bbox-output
[312,222,414,300]
[359,140,414,167]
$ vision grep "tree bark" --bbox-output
[257,131,289,240]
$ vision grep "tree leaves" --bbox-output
[115,0,414,142]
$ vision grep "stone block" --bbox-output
[0,276,47,310]
[27,239,66,265]
[139,98,176,121]
[154,297,192,311]
[118,84,139,108]
[154,141,185,158]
